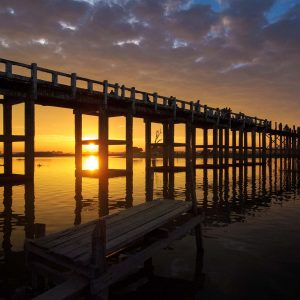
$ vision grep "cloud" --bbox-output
[0,0,299,125]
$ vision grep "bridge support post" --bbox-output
[74,111,82,176]
[126,114,133,175]
[126,113,133,208]
[232,130,236,166]
[244,131,248,165]
[168,121,174,170]
[203,128,208,165]
[98,109,109,216]
[25,98,35,179]
[224,128,229,166]
[186,121,192,200]
[191,125,196,168]
[269,133,272,159]
[145,119,153,202]
[262,130,267,164]
[251,129,256,164]
[163,123,169,169]
[218,128,223,166]
[213,126,218,165]
[3,99,12,175]
[238,128,244,165]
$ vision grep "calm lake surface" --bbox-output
[0,157,300,299]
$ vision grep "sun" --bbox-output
[83,155,99,171]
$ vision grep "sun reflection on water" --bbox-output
[83,155,99,170]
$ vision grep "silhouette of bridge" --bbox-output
[0,58,299,184]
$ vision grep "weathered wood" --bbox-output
[3,99,12,175]
[203,128,208,165]
[91,214,201,294]
[213,126,218,165]
[27,200,192,267]
[126,113,133,175]
[25,96,35,179]
[92,220,106,275]
[252,129,256,162]
[74,112,82,175]
[98,109,108,177]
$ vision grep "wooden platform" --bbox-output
[26,199,202,299]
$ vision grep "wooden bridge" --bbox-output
[0,57,299,184]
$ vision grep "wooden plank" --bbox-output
[91,214,202,294]
[32,276,88,300]
[52,201,184,263]
[34,201,163,249]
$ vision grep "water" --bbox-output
[0,157,300,299]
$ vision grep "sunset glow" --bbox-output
[83,155,99,170]
[83,143,98,153]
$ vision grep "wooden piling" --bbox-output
[232,130,236,165]
[126,114,133,175]
[99,109,109,177]
[74,111,82,176]
[224,128,229,166]
[3,99,12,175]
[239,128,243,164]
[213,126,218,165]
[251,129,256,163]
[168,121,175,170]
[163,123,169,169]
[25,98,35,179]
[186,121,192,200]
[244,131,248,164]
[262,130,267,163]
[203,128,208,165]
[219,128,223,165]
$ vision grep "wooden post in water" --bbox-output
[99,109,109,177]
[244,131,248,165]
[163,122,169,169]
[145,119,153,202]
[232,129,236,165]
[126,113,133,208]
[269,133,272,159]
[3,98,12,175]
[24,99,35,179]
[168,121,175,170]
[192,125,196,168]
[203,128,208,165]
[213,126,218,166]
[186,121,192,200]
[98,108,109,216]
[25,66,37,180]
[262,129,267,164]
[251,129,256,164]
[279,123,283,158]
[126,113,133,175]
[74,111,82,176]
[224,128,229,166]
[218,128,223,166]
[239,128,244,165]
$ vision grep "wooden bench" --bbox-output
[25,199,202,299]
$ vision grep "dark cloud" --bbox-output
[0,0,299,125]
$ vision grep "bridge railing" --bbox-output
[0,58,276,130]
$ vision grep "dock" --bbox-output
[25,199,202,299]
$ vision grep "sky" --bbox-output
[0,0,300,152]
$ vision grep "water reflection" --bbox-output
[0,157,299,298]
